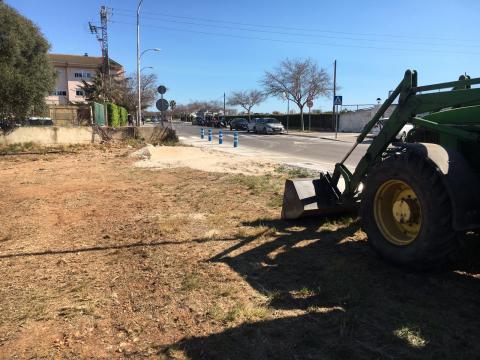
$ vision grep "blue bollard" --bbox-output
[208,128,212,141]
[200,128,205,139]
[233,131,238,147]
[219,129,223,144]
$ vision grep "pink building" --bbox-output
[46,53,124,105]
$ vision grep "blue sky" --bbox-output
[7,0,480,113]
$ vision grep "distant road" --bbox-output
[172,122,370,171]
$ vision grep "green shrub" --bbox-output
[107,103,120,127]
[119,106,128,126]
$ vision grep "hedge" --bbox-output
[107,103,128,127]
[225,113,334,131]
[119,106,128,126]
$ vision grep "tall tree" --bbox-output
[227,90,265,120]
[260,58,331,131]
[0,2,55,127]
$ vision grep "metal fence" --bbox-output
[48,105,92,126]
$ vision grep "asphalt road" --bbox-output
[173,122,370,171]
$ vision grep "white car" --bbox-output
[370,118,413,142]
[253,118,285,134]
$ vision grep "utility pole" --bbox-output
[136,0,144,127]
[332,59,337,139]
[100,6,109,126]
[88,7,111,126]
[100,6,110,90]
[223,92,226,122]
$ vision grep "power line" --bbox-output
[111,12,476,49]
[108,20,480,56]
[112,7,474,44]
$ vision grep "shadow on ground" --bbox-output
[170,218,480,359]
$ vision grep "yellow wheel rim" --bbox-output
[373,180,422,246]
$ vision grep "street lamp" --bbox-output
[141,48,161,58]
[136,0,144,127]
[141,66,153,72]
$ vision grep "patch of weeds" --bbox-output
[267,193,283,208]
[225,302,270,324]
[156,216,191,236]
[298,287,315,297]
[0,142,40,154]
[57,305,93,319]
[275,165,314,178]
[0,142,87,155]
[225,303,245,323]
[122,138,146,149]
[394,327,427,348]
[180,274,202,292]
[206,304,224,321]
[226,173,283,196]
[231,174,267,195]
[266,290,290,306]
[319,217,358,233]
[214,284,235,298]
[165,345,191,360]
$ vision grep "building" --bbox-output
[46,53,124,105]
[339,104,397,132]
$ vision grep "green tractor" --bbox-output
[282,70,480,269]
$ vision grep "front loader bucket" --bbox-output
[281,174,357,219]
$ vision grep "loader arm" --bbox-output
[333,70,480,199]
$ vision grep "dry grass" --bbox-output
[0,146,479,359]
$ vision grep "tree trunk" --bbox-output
[300,107,304,131]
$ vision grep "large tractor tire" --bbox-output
[360,149,459,269]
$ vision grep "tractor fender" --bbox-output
[401,143,480,231]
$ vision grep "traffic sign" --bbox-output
[334,96,342,105]
[156,98,169,111]
[307,100,313,108]
[157,85,167,94]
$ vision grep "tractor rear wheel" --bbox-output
[360,149,459,269]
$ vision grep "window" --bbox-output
[51,90,66,96]
[76,90,85,96]
[74,72,92,78]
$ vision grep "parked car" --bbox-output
[396,123,414,142]
[253,118,285,134]
[193,116,205,126]
[247,118,261,132]
[229,118,248,131]
[370,118,413,142]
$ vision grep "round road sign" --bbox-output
[307,100,314,108]
[156,98,169,111]
[157,85,167,94]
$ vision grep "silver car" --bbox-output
[251,118,285,134]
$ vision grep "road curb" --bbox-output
[286,132,355,143]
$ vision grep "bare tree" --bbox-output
[113,73,157,113]
[260,58,331,131]
[227,90,266,120]
[138,73,157,111]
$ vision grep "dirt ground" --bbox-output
[0,144,479,359]
[135,145,277,175]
